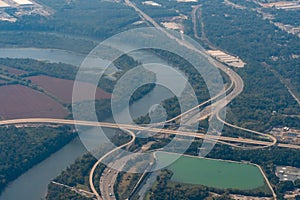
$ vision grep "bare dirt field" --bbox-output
[0,65,26,75]
[0,85,68,119]
[28,75,111,103]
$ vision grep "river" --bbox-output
[0,48,181,200]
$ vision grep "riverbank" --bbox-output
[0,126,77,196]
[0,46,182,199]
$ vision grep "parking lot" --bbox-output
[276,166,300,182]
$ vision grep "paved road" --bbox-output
[88,128,136,200]
[94,1,296,199]
[124,0,274,150]
[99,154,136,200]
[191,4,202,40]
[99,167,118,200]
[190,5,278,148]
[0,2,297,200]
[0,118,291,147]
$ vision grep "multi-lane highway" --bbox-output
[123,0,275,150]
[97,1,296,199]
[0,117,296,200]
[0,118,292,148]
[0,1,298,200]
[88,128,136,200]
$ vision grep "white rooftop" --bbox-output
[12,0,33,5]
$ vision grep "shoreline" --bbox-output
[0,128,77,196]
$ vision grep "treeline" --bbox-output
[46,153,107,200]
[270,58,300,97]
[0,58,77,80]
[148,168,266,199]
[0,31,96,54]
[1,0,141,39]
[47,184,90,200]
[46,153,101,200]
[53,154,97,188]
[152,49,212,103]
[202,0,300,60]
[0,0,147,53]
[135,3,178,21]
[115,172,141,200]
[133,48,229,124]
[127,135,299,198]
[200,0,300,130]
[0,125,75,194]
[145,137,299,199]
[268,8,300,27]
[277,179,300,194]
[148,170,215,200]
[46,130,133,199]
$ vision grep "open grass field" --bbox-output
[28,75,111,103]
[0,84,68,119]
[156,152,268,191]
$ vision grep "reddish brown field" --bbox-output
[0,65,26,75]
[0,85,68,119]
[28,75,111,103]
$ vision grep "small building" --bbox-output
[12,0,33,6]
[283,126,290,131]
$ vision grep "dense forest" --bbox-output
[46,130,133,200]
[1,0,141,39]
[0,0,299,199]
[268,8,300,27]
[0,125,75,194]
[47,184,91,200]
[197,0,300,131]
[46,153,99,200]
[147,170,210,200]
[0,0,147,53]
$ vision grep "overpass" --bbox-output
[0,118,298,149]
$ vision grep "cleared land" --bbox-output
[0,84,68,119]
[156,152,267,190]
[28,75,111,103]
[0,0,9,7]
[0,65,26,75]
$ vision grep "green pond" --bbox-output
[156,152,267,190]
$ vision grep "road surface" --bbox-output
[88,128,136,200]
[0,2,298,200]
[0,118,292,148]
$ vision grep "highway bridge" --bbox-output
[0,118,292,148]
[0,1,297,199]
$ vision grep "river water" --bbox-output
[0,48,85,66]
[0,48,182,200]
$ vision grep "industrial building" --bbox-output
[12,0,33,6]
[276,166,300,182]
[207,50,246,68]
